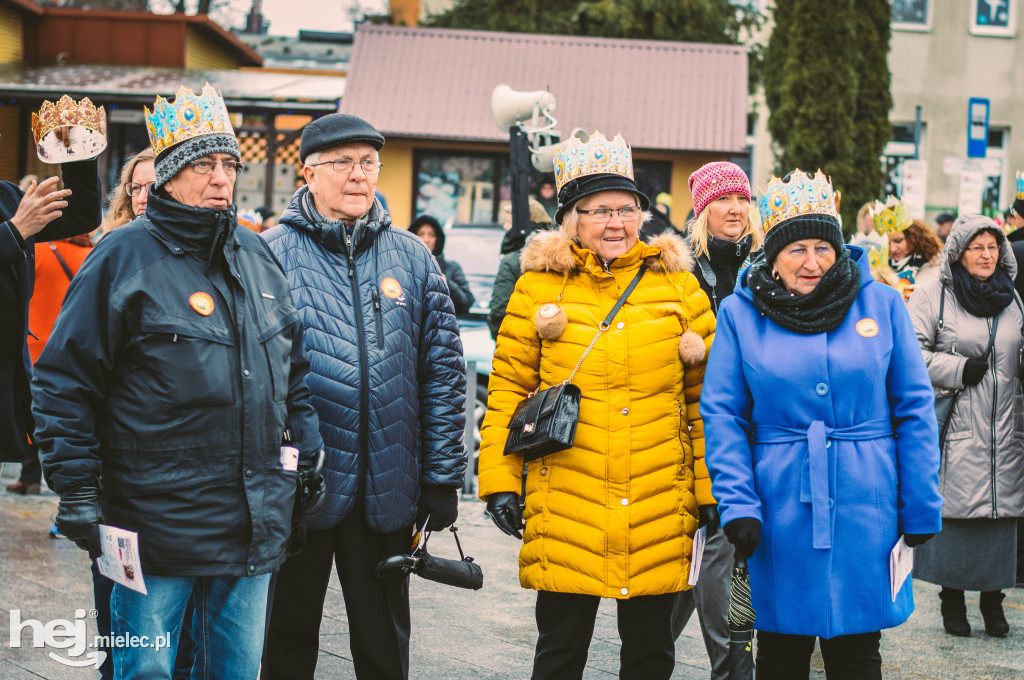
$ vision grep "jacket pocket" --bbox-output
[132,314,235,410]
[257,317,295,403]
[945,391,974,442]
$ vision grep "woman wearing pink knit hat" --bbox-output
[671,160,763,680]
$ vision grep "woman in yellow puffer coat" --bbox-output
[478,132,715,680]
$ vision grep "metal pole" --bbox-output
[509,126,531,234]
[462,360,477,497]
[913,105,923,160]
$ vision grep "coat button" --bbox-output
[243,369,251,377]
[620,498,629,506]
[622,408,629,415]
[244,469,253,478]
[540,467,548,476]
[620,587,629,596]
[828,498,835,509]
[815,383,828,396]
[616,322,625,329]
[248,565,255,573]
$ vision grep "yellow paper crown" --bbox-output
[870,196,913,236]
[553,131,633,193]
[867,238,890,270]
[31,96,107,163]
[756,169,840,232]
[144,83,234,158]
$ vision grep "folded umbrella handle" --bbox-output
[374,554,420,579]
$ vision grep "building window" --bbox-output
[891,0,931,30]
[414,152,502,225]
[981,127,1009,219]
[971,0,1017,36]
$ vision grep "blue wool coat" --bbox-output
[700,248,943,638]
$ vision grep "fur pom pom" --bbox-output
[678,330,706,366]
[534,303,568,340]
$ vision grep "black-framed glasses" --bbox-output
[189,159,244,176]
[576,206,642,222]
[125,181,155,197]
[308,158,383,175]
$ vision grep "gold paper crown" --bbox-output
[144,83,234,157]
[756,169,840,232]
[553,131,633,193]
[869,196,913,236]
[31,96,107,163]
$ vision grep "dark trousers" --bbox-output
[755,630,882,680]
[262,512,412,680]
[531,590,676,680]
[18,444,40,485]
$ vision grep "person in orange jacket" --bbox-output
[27,234,93,363]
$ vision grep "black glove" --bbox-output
[486,492,524,539]
[723,517,761,559]
[418,485,459,531]
[56,486,103,560]
[902,533,934,548]
[294,450,326,523]
[698,505,720,539]
[962,358,988,387]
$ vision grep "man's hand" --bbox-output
[56,486,103,560]
[10,176,71,240]
[418,485,459,531]
[294,450,326,522]
[485,492,524,539]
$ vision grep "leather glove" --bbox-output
[486,491,524,539]
[698,505,720,539]
[418,485,459,532]
[294,450,326,523]
[56,486,103,560]
[962,358,988,387]
[723,518,761,559]
[902,533,934,548]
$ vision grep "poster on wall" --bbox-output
[416,171,461,225]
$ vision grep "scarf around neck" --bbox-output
[949,261,1014,318]
[747,248,862,334]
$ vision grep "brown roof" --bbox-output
[341,25,748,153]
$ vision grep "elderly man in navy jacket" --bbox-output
[261,113,467,680]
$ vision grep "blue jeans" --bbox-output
[110,574,270,680]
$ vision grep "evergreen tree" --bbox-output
[764,0,891,232]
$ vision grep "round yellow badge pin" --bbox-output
[856,318,878,338]
[189,292,215,316]
[380,277,403,299]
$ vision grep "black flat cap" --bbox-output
[300,113,385,162]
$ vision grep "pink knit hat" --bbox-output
[687,161,751,217]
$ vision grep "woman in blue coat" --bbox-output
[699,170,943,679]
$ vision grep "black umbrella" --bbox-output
[727,555,756,679]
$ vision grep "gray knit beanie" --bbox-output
[155,133,241,188]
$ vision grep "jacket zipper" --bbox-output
[989,318,999,518]
[345,232,371,482]
[371,287,384,350]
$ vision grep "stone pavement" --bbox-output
[1,464,1023,679]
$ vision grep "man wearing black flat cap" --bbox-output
[261,113,467,680]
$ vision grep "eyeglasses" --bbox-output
[308,158,383,175]
[125,181,155,197]
[965,244,1000,255]
[189,159,244,176]
[576,206,642,222]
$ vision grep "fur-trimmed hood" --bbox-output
[519,230,695,275]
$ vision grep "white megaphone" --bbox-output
[491,84,557,131]
[531,128,590,173]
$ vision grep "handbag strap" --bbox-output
[49,243,75,282]
[564,265,647,384]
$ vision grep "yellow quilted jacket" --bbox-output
[478,231,715,598]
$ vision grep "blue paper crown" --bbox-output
[145,83,234,157]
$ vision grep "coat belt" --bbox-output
[753,419,894,550]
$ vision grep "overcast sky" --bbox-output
[242,0,389,36]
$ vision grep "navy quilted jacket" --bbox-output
[264,187,467,532]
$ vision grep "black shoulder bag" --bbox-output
[933,282,999,449]
[503,265,647,462]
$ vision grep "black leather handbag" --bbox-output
[503,266,646,462]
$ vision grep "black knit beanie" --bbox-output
[155,133,241,189]
[763,214,845,263]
